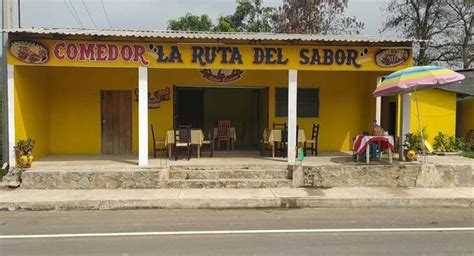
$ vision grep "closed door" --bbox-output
[101,90,132,154]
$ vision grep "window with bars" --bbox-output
[275,87,319,118]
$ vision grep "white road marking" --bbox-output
[1,227,473,239]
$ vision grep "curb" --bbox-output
[1,197,472,211]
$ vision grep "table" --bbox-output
[352,135,394,164]
[213,127,237,150]
[268,129,306,158]
[165,130,204,158]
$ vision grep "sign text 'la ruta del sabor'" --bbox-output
[150,45,361,68]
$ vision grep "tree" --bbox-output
[214,0,278,32]
[440,0,473,68]
[381,0,458,66]
[214,16,237,32]
[167,13,213,31]
[275,0,364,35]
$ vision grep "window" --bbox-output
[275,87,319,118]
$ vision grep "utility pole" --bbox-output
[17,0,20,28]
[2,0,13,162]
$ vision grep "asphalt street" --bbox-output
[0,208,473,255]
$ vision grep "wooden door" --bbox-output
[101,90,132,154]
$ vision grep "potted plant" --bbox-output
[15,138,35,168]
[403,132,420,161]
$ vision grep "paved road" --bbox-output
[0,208,473,255]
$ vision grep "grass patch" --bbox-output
[462,151,474,159]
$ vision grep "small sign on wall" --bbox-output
[134,87,170,109]
[200,69,244,83]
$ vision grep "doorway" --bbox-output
[381,96,398,136]
[101,90,132,154]
[174,87,204,128]
[174,86,268,148]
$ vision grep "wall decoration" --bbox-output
[200,69,244,83]
[375,49,410,68]
[134,87,170,109]
[9,40,49,64]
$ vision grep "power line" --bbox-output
[66,0,84,27]
[63,0,83,27]
[100,0,113,28]
[82,0,97,28]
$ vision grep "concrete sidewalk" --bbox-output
[0,187,472,211]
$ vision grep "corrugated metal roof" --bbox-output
[442,69,474,96]
[4,27,415,44]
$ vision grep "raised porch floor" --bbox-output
[31,151,408,169]
[19,152,473,189]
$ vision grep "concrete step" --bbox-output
[166,179,293,189]
[20,169,166,189]
[169,169,289,180]
[169,164,288,171]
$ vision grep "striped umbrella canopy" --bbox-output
[373,66,465,97]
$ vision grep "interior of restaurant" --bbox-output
[175,86,268,149]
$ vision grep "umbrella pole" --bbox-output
[413,88,427,165]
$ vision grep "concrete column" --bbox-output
[287,70,297,165]
[138,67,148,166]
[7,64,15,167]
[375,77,382,125]
[400,93,411,160]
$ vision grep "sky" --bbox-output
[4,0,390,35]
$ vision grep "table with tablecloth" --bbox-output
[268,129,306,158]
[165,129,204,158]
[212,127,237,150]
[352,135,394,163]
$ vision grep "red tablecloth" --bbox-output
[353,135,395,156]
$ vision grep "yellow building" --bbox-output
[3,28,456,166]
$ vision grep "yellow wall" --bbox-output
[47,67,138,154]
[14,66,407,158]
[458,97,474,138]
[14,66,50,158]
[409,89,456,143]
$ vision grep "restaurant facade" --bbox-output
[4,28,457,167]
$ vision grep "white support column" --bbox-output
[7,64,15,167]
[287,70,298,165]
[138,67,148,166]
[375,77,382,125]
[400,93,411,160]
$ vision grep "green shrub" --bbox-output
[433,132,468,152]
[403,128,427,153]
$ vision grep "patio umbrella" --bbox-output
[373,66,465,163]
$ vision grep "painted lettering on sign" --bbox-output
[253,48,288,65]
[191,46,243,66]
[8,39,413,71]
[53,42,149,66]
[299,48,366,68]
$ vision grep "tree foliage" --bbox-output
[382,0,473,68]
[275,0,364,34]
[441,0,473,68]
[215,0,278,32]
[167,13,213,31]
[167,1,278,33]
